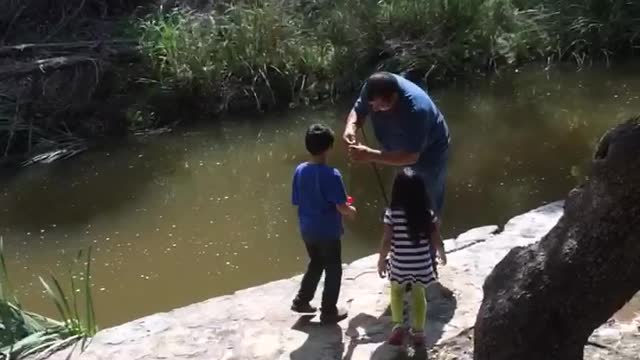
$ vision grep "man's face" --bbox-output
[369,93,398,112]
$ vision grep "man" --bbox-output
[343,71,453,298]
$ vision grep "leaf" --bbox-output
[84,247,97,336]
[39,277,70,325]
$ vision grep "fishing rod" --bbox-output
[356,125,412,328]
[357,126,390,206]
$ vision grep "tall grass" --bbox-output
[136,0,640,112]
[540,0,640,64]
[3,0,640,141]
[0,240,97,359]
[138,3,340,110]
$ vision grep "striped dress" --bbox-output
[384,208,437,287]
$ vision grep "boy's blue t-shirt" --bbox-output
[353,74,450,171]
[292,162,347,241]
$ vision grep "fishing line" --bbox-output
[356,124,411,328]
[358,126,389,206]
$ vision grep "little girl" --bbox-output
[377,167,447,346]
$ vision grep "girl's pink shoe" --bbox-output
[411,330,425,347]
[388,325,405,346]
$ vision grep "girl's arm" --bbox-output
[377,224,393,277]
[431,222,447,266]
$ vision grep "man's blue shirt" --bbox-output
[354,74,450,170]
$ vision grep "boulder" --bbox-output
[474,118,640,360]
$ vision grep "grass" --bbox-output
[138,3,339,110]
[0,95,88,165]
[1,0,640,160]
[136,0,640,113]
[0,239,97,359]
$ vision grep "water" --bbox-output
[2,64,640,327]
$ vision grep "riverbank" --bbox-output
[2,0,640,164]
[35,201,640,359]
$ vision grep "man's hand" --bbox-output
[348,144,379,163]
[343,127,357,146]
[343,109,360,146]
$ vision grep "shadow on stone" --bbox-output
[290,315,344,360]
[343,313,392,360]
[378,286,457,347]
[425,284,458,347]
[369,343,429,360]
[341,289,456,360]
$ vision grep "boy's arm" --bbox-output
[336,203,356,219]
[329,169,356,218]
[291,172,299,206]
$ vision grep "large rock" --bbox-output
[430,317,640,360]
[474,118,640,360]
[40,203,564,360]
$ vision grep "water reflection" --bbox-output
[0,141,188,233]
[1,64,639,327]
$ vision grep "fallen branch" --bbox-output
[0,40,138,57]
[0,56,99,81]
[0,44,140,81]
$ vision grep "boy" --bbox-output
[291,123,357,324]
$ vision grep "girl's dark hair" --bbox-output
[390,167,435,243]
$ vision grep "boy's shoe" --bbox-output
[388,325,405,346]
[411,329,425,348]
[319,308,348,324]
[291,302,317,314]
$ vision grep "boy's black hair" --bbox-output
[390,167,435,244]
[365,72,400,102]
[305,123,335,155]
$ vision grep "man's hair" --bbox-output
[365,72,400,102]
[305,123,335,155]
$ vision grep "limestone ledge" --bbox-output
[42,201,640,360]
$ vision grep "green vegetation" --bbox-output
[0,240,97,359]
[137,0,640,110]
[0,0,639,162]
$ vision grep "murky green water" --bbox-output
[2,64,640,327]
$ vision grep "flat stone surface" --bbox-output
[41,201,640,360]
[430,318,640,360]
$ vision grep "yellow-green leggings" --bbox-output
[390,282,426,331]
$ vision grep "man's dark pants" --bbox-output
[293,238,342,314]
[412,148,449,277]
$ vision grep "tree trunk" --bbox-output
[474,117,640,360]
